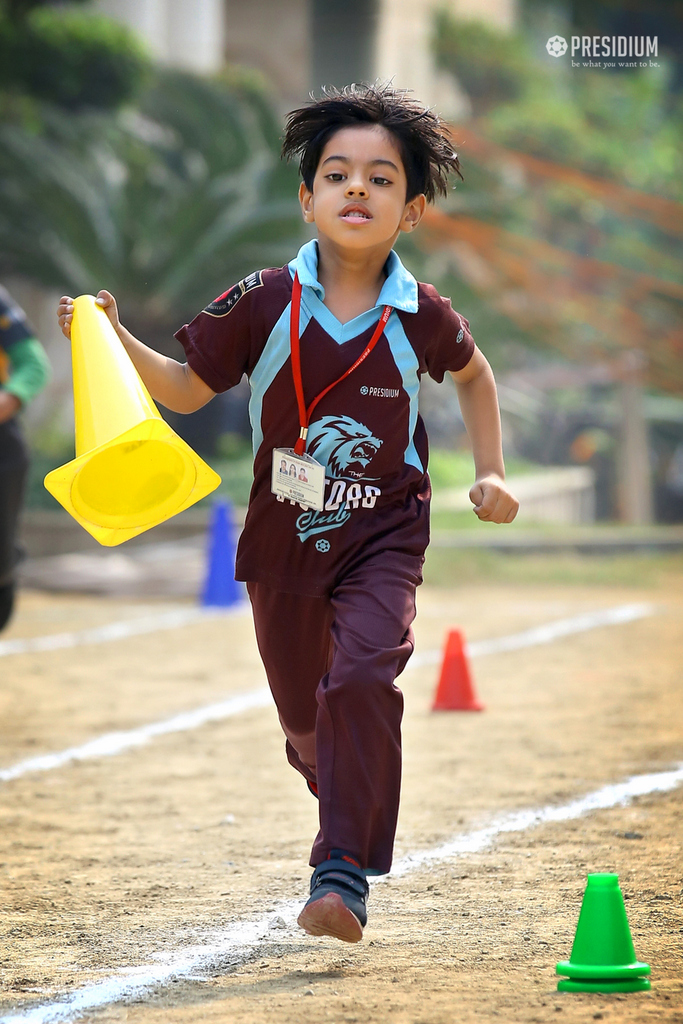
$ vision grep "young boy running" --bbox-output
[57,84,518,944]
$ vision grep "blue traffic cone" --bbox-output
[201,500,241,607]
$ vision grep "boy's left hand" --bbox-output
[469,475,519,524]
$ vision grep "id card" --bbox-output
[271,448,326,510]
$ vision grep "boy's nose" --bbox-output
[345,181,369,198]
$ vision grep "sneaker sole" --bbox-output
[297,892,364,943]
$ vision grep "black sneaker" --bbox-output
[297,853,368,943]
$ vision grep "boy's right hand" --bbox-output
[57,290,121,340]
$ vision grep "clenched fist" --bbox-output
[469,475,519,524]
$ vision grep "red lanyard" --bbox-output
[290,272,392,455]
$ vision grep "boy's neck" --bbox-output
[315,235,395,323]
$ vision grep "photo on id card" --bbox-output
[271,448,326,510]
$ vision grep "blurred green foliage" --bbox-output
[434,17,530,111]
[428,448,537,490]
[198,432,255,509]
[0,3,151,110]
[396,232,543,376]
[200,455,255,509]
[434,12,683,201]
[2,0,89,19]
[428,12,683,394]
[0,65,306,346]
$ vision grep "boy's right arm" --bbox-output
[57,290,216,414]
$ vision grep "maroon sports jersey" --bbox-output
[175,241,475,595]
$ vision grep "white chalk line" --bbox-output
[410,601,656,667]
[2,761,681,1024]
[0,603,250,658]
[0,690,272,783]
[0,603,655,785]
[387,764,683,877]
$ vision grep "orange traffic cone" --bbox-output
[431,629,484,711]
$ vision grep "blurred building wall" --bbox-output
[451,0,517,32]
[94,0,516,106]
[94,0,225,73]
[375,0,472,116]
[311,0,379,96]
[223,0,310,101]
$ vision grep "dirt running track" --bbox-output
[0,577,681,1024]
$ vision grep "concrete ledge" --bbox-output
[19,506,246,559]
[433,467,596,525]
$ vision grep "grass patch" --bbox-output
[428,449,537,490]
[423,546,683,589]
[199,455,254,508]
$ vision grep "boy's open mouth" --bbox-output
[340,204,372,222]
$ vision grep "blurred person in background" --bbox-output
[0,287,50,631]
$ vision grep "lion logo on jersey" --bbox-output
[306,415,382,478]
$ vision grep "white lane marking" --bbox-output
[0,603,655,785]
[0,689,272,783]
[389,764,683,876]
[409,602,655,668]
[0,603,250,658]
[2,761,681,1024]
[0,600,653,662]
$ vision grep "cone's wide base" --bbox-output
[556,959,651,980]
[432,696,484,712]
[44,417,221,546]
[557,978,651,993]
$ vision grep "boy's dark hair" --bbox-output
[281,83,463,203]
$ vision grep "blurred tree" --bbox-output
[434,13,683,201]
[0,67,306,352]
[0,0,150,110]
[540,0,683,92]
[2,0,90,20]
[427,13,683,393]
[0,5,306,469]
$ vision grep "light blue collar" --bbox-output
[288,239,418,314]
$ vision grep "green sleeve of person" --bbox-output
[3,337,51,407]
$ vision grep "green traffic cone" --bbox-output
[557,874,651,993]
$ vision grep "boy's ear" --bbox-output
[299,181,315,223]
[400,193,427,233]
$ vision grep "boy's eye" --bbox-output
[326,173,346,182]
[371,176,391,186]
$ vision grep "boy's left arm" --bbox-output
[449,347,519,524]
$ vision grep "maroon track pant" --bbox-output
[247,553,421,875]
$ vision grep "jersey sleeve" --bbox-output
[4,337,51,405]
[174,270,267,393]
[418,283,476,383]
[0,286,50,405]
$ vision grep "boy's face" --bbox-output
[299,125,426,250]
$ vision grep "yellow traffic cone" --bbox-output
[45,295,221,546]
